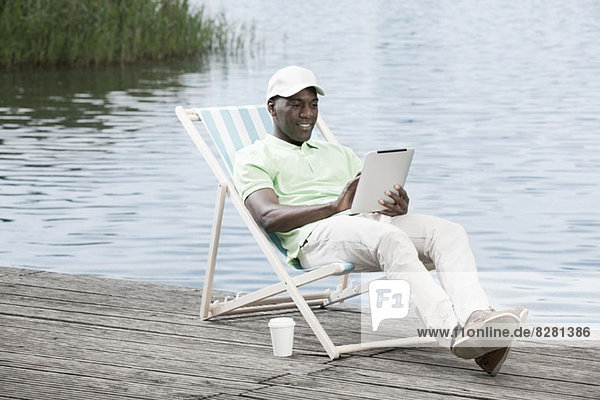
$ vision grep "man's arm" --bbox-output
[245,175,361,233]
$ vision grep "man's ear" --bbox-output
[267,99,276,116]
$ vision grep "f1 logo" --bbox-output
[369,280,410,331]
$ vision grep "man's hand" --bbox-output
[377,184,409,216]
[245,175,360,233]
[245,174,363,234]
[332,174,361,213]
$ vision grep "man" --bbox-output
[233,65,526,375]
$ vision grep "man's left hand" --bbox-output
[377,184,409,216]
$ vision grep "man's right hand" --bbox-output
[332,174,361,213]
[245,174,361,234]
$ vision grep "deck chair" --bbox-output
[175,105,436,359]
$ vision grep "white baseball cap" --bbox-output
[266,65,325,103]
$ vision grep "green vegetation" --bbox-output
[0,0,255,69]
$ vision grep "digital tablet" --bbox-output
[350,149,414,213]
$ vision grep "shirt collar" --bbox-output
[266,134,320,149]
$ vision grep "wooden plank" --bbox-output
[0,266,335,310]
[2,266,598,400]
[259,373,480,400]
[236,382,475,400]
[0,280,199,316]
[372,347,600,386]
[0,313,334,367]
[0,266,373,347]
[0,313,273,359]
[267,369,592,400]
[328,351,598,399]
[0,271,362,335]
[0,295,368,355]
[1,379,152,400]
[0,302,330,357]
[507,345,600,362]
[0,365,259,399]
[0,267,200,303]
[0,352,268,396]
[0,324,331,377]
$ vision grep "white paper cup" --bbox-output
[268,317,295,357]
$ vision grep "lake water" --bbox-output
[1,0,599,324]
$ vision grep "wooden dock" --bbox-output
[1,266,598,399]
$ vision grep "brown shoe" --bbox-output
[451,308,520,359]
[475,307,529,376]
[475,347,509,376]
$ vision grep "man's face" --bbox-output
[268,87,318,146]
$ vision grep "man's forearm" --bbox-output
[244,179,358,234]
[258,201,338,233]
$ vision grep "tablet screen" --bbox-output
[350,149,414,213]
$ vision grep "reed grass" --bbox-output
[0,0,255,68]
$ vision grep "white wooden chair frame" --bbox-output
[176,105,436,359]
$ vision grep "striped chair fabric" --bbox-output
[193,105,305,267]
[193,106,274,176]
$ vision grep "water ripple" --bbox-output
[1,0,599,323]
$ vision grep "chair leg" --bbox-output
[325,275,385,306]
[336,274,350,303]
[209,263,347,317]
[223,184,342,358]
[200,183,227,320]
[284,277,340,359]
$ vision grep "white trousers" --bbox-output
[297,213,491,336]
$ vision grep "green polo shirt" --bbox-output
[233,135,363,262]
